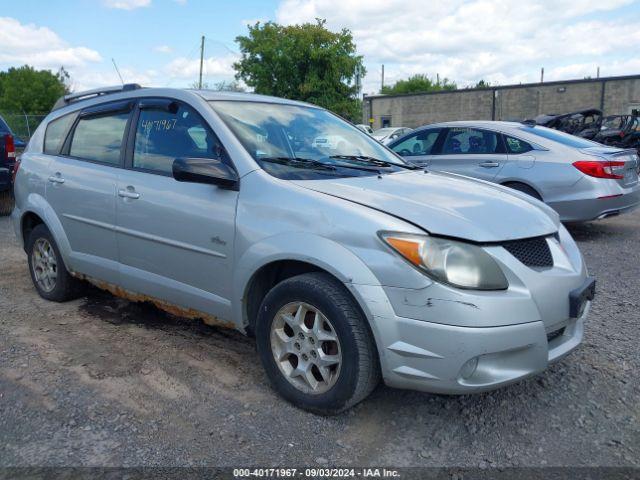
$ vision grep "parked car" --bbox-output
[0,114,23,215]
[388,121,640,222]
[372,126,412,144]
[14,86,595,414]
[355,124,373,135]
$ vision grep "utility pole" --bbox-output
[540,67,544,83]
[198,35,205,89]
[381,64,384,91]
[597,66,600,78]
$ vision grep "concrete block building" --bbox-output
[363,74,640,129]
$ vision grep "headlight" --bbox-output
[380,232,508,290]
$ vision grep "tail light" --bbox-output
[12,158,21,183]
[3,133,15,163]
[573,160,626,179]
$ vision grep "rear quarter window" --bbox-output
[44,113,76,155]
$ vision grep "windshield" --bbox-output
[209,100,409,180]
[518,125,600,149]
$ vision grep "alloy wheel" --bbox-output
[31,238,58,293]
[270,302,342,395]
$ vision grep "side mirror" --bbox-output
[172,157,239,190]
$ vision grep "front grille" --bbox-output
[502,236,553,268]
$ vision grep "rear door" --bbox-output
[426,126,508,181]
[115,98,238,320]
[46,101,132,283]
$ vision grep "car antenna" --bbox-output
[112,58,125,85]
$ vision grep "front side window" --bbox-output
[209,100,410,180]
[133,103,225,174]
[69,112,129,165]
[45,113,76,155]
[392,129,440,156]
[441,127,500,155]
[504,135,533,154]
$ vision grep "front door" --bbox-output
[389,128,442,167]
[427,127,507,182]
[115,99,238,321]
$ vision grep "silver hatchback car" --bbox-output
[387,121,640,222]
[13,86,595,414]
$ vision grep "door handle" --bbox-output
[48,173,65,184]
[479,161,500,168]
[118,188,140,199]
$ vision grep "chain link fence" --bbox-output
[0,112,48,141]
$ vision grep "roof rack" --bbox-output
[520,119,537,127]
[52,83,142,111]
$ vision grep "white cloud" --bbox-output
[275,0,640,94]
[0,17,101,69]
[103,0,151,10]
[166,54,238,79]
[154,45,173,54]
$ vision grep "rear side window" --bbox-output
[391,129,440,156]
[133,103,225,174]
[518,126,598,148]
[69,113,129,165]
[44,114,75,155]
[441,127,501,154]
[504,135,533,154]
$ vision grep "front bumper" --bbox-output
[376,305,588,394]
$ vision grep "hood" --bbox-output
[293,171,559,243]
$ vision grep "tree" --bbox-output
[380,74,457,95]
[212,80,245,92]
[234,19,364,120]
[473,79,492,89]
[0,65,68,114]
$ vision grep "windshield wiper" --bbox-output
[260,156,383,174]
[329,155,421,170]
[259,156,337,171]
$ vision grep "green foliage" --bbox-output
[0,65,68,114]
[473,79,492,89]
[234,19,364,121]
[381,74,457,95]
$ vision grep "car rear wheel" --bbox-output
[0,190,14,216]
[26,224,83,302]
[255,272,380,415]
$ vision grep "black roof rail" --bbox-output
[52,84,142,111]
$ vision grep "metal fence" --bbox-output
[0,112,48,141]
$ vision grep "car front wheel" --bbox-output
[255,272,380,415]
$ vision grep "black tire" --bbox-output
[504,182,543,201]
[0,190,13,216]
[255,272,380,415]
[26,224,83,302]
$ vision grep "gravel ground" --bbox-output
[0,212,638,468]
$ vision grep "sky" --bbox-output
[1,0,640,97]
